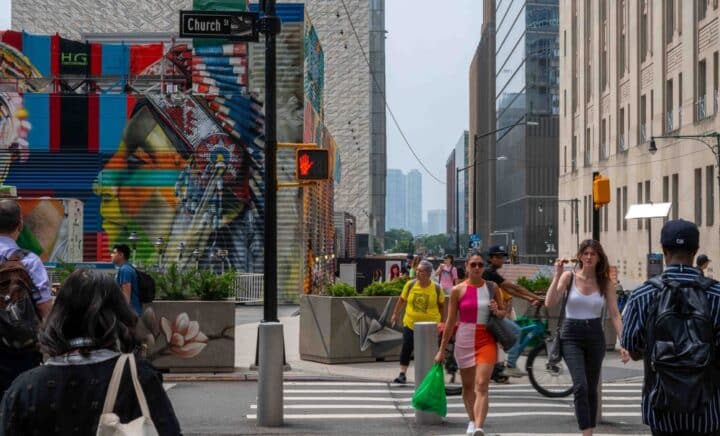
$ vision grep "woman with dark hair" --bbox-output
[544,240,628,436]
[389,263,401,280]
[0,269,181,435]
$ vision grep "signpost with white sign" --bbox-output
[179,10,259,41]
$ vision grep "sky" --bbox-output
[0,0,484,217]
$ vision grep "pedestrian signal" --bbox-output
[296,148,330,181]
[593,175,611,208]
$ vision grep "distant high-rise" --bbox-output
[427,210,446,235]
[406,170,423,235]
[385,169,406,231]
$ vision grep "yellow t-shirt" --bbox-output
[401,280,445,329]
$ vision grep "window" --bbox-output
[699,0,708,20]
[672,173,679,220]
[679,73,683,126]
[638,182,644,230]
[616,187,622,231]
[564,146,567,173]
[665,0,674,44]
[666,79,674,131]
[622,186,628,230]
[618,107,626,151]
[618,0,627,76]
[663,175,670,223]
[696,168,703,225]
[645,180,651,229]
[699,59,707,119]
[584,128,591,166]
[640,94,647,142]
[708,165,715,226]
[714,52,719,113]
[604,202,609,232]
[640,0,649,62]
[583,196,587,233]
[564,89,567,117]
[600,0,608,89]
[572,135,577,170]
[564,30,567,57]
[600,118,607,160]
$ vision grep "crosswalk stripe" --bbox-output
[247,411,643,419]
[251,403,640,411]
[283,388,638,395]
[282,395,640,402]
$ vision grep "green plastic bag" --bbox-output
[411,363,447,417]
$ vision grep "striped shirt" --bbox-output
[620,265,720,432]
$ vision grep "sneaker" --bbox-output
[466,421,475,435]
[473,428,485,436]
[503,365,527,378]
[393,373,406,384]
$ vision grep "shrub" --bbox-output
[152,263,193,300]
[327,282,357,297]
[363,280,403,297]
[517,275,552,293]
[191,269,235,300]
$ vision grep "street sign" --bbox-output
[296,148,330,181]
[179,10,259,41]
[469,233,482,249]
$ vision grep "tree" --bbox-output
[384,228,414,253]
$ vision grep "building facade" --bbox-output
[495,0,559,264]
[385,169,406,230]
[446,151,456,235]
[469,0,497,252]
[560,1,720,286]
[427,209,446,235]
[454,131,469,242]
[405,169,423,235]
[12,0,387,252]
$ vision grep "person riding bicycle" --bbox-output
[483,245,543,378]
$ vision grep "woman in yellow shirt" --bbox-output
[390,260,445,384]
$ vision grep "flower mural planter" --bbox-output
[299,294,404,364]
[140,301,235,372]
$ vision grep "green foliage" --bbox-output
[384,228,415,253]
[326,282,357,297]
[362,278,405,297]
[191,269,235,300]
[54,259,77,285]
[517,275,552,293]
[152,263,193,300]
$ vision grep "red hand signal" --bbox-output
[299,153,314,176]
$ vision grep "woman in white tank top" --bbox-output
[545,240,629,436]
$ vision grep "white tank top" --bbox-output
[564,276,604,319]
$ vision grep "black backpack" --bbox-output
[0,249,41,351]
[644,274,719,412]
[133,267,156,304]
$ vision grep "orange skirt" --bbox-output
[453,323,497,368]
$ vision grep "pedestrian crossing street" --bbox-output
[245,380,643,421]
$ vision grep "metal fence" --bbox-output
[234,273,264,304]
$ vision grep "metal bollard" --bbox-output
[414,321,442,425]
[256,322,284,427]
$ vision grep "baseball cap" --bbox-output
[660,219,699,250]
[697,254,711,267]
[488,245,508,256]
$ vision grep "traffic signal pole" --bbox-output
[592,171,600,242]
[257,0,284,427]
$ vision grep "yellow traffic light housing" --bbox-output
[593,175,611,208]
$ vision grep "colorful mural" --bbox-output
[0,29,264,273]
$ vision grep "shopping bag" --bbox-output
[411,363,447,417]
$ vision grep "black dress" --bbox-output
[0,354,181,435]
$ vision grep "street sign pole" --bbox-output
[256,0,283,427]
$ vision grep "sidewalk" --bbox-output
[164,305,644,384]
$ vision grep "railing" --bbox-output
[234,273,264,304]
[640,124,647,143]
[697,95,708,120]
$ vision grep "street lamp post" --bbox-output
[457,119,538,257]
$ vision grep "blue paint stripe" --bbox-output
[249,3,304,22]
[98,94,127,153]
[98,169,181,187]
[21,32,51,76]
[101,43,129,76]
[23,93,50,152]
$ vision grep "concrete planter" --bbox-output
[139,300,235,372]
[299,295,404,364]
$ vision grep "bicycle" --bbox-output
[520,306,574,398]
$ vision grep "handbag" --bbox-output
[486,314,520,351]
[96,353,159,436]
[546,273,573,365]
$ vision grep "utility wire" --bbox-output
[338,0,445,184]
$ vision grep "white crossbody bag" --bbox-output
[96,353,159,436]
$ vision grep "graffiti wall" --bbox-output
[0,29,265,274]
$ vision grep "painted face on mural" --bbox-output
[95,104,186,258]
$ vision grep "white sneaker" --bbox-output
[473,428,485,436]
[503,365,527,378]
[466,421,475,435]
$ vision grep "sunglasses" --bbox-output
[468,262,485,268]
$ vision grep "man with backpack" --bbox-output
[622,219,720,435]
[0,200,52,399]
[111,244,141,315]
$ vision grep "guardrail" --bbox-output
[234,272,264,304]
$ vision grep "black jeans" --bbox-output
[560,318,605,430]
[0,350,42,401]
[400,327,414,367]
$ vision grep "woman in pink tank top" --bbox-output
[435,251,506,436]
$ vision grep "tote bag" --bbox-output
[96,353,159,436]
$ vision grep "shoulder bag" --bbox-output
[485,281,520,351]
[96,353,159,436]
[546,272,573,365]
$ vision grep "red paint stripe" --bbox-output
[126,95,137,119]
[17,189,54,198]
[49,93,60,152]
[50,34,60,77]
[1,30,22,51]
[90,43,102,76]
[87,93,99,152]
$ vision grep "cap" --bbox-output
[488,244,508,256]
[697,254,711,267]
[660,219,699,250]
